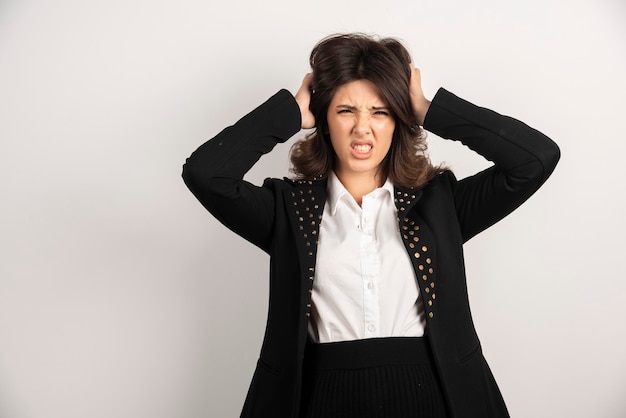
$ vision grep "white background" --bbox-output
[1,0,625,417]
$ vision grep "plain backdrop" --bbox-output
[1,0,625,417]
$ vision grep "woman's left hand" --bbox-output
[409,64,431,127]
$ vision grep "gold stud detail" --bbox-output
[418,265,424,271]
[431,293,436,299]
[429,312,434,318]
[409,243,415,249]
[430,282,435,288]
[429,268,434,274]
[422,274,428,280]
[422,246,428,252]
[428,300,433,306]
[414,252,420,258]
[425,287,430,293]
[413,237,419,242]
[426,258,431,264]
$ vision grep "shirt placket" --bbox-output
[360,196,380,338]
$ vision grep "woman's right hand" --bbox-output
[295,73,316,129]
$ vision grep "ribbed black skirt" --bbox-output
[300,336,449,418]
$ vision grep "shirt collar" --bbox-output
[326,171,395,215]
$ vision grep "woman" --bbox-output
[182,34,560,418]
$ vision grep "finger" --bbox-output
[303,72,312,86]
[411,65,421,79]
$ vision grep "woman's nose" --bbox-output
[353,115,371,135]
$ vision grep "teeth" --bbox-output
[353,144,372,153]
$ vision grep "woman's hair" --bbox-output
[289,33,445,189]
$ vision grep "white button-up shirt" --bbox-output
[309,172,426,343]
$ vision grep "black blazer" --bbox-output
[182,88,560,417]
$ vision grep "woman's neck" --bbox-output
[334,170,385,206]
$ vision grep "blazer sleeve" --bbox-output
[181,89,302,252]
[423,88,560,242]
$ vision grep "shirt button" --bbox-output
[368,324,376,332]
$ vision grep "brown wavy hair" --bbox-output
[289,33,445,189]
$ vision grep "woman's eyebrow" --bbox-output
[335,104,389,110]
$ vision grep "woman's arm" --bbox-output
[425,89,560,242]
[410,67,560,242]
[182,90,302,251]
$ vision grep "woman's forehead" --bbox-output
[330,80,387,106]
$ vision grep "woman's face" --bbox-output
[326,79,395,182]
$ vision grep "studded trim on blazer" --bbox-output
[394,187,438,320]
[285,180,438,322]
[284,180,326,320]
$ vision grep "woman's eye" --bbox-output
[338,109,352,114]
[374,110,389,116]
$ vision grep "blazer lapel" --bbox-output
[284,179,327,319]
[394,187,439,320]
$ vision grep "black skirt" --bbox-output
[300,336,449,418]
